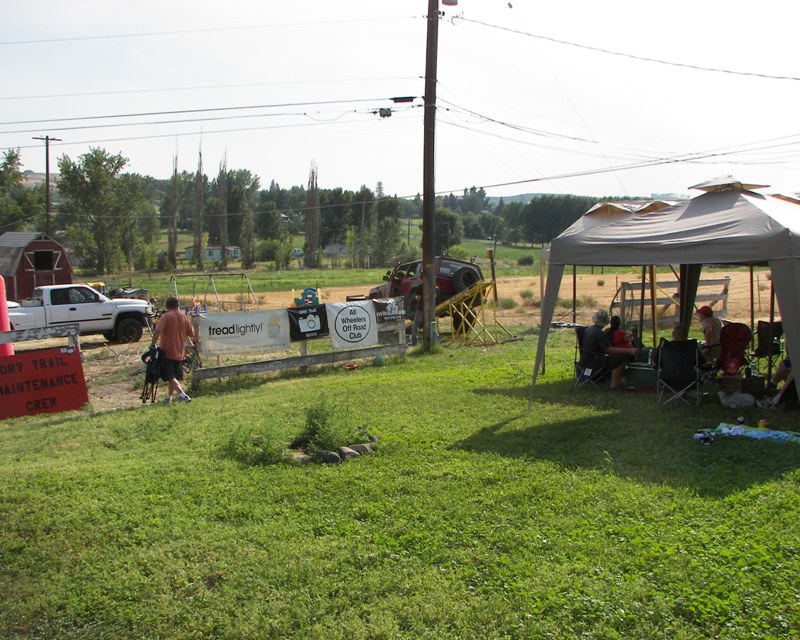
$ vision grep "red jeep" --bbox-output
[368,256,483,316]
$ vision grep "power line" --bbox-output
[0,97,413,127]
[0,16,417,47]
[0,77,422,102]
[462,17,800,82]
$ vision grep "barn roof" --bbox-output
[0,231,44,248]
[0,232,57,276]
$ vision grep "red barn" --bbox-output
[0,232,73,301]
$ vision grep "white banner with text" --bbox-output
[199,311,291,355]
[324,301,379,349]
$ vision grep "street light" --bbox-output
[421,0,456,349]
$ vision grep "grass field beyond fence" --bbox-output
[1,328,799,639]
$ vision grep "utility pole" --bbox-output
[32,135,61,236]
[422,0,442,350]
[421,0,458,349]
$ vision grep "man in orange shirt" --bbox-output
[150,296,195,404]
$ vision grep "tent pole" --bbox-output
[638,267,646,339]
[649,266,658,347]
[749,266,755,344]
[767,280,776,382]
[572,265,577,324]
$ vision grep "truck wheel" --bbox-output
[452,267,480,292]
[102,331,115,342]
[116,318,143,343]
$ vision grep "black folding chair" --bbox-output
[574,326,609,388]
[140,347,164,404]
[749,320,783,375]
[656,338,703,406]
[182,344,202,373]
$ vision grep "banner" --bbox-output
[288,304,329,341]
[325,301,378,349]
[0,347,88,419]
[199,311,290,356]
[372,297,406,323]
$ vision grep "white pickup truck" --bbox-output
[8,284,153,343]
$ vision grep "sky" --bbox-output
[2,1,800,201]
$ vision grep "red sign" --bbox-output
[0,347,88,419]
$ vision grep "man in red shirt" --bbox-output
[150,296,195,404]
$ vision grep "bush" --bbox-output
[290,395,367,453]
[519,289,534,300]
[498,297,518,309]
[446,245,469,260]
[222,426,293,466]
[517,255,535,266]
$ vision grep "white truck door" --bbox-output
[46,288,73,326]
[65,286,112,332]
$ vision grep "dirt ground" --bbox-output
[12,270,768,413]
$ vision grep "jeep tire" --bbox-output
[452,266,480,293]
[115,317,144,343]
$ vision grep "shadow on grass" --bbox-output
[457,379,800,497]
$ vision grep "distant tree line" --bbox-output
[1,147,623,275]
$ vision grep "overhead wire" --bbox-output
[461,17,800,82]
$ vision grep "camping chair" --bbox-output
[574,325,609,388]
[656,338,703,405]
[140,347,164,404]
[717,322,752,377]
[182,343,202,374]
[748,320,783,375]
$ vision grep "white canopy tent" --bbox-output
[531,177,800,397]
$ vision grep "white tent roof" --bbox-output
[532,179,800,397]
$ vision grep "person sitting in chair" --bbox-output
[696,305,722,364]
[581,309,640,391]
[758,357,796,409]
[606,315,635,349]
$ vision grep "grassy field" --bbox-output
[1,327,799,638]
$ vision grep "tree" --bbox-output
[319,187,353,247]
[524,194,597,244]
[119,174,158,270]
[304,163,321,267]
[192,150,206,271]
[352,185,374,268]
[255,199,283,240]
[166,156,179,268]
[217,157,228,269]
[0,149,43,232]
[371,195,404,266]
[57,148,150,274]
[434,207,463,255]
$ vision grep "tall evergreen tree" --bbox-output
[304,163,321,268]
[217,156,228,269]
[193,148,205,271]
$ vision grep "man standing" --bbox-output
[407,282,424,346]
[150,296,195,404]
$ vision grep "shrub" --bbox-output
[446,245,469,260]
[222,426,293,466]
[517,255,535,266]
[519,289,534,300]
[291,395,367,453]
[498,297,518,309]
[597,279,605,287]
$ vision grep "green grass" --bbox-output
[1,328,799,638]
